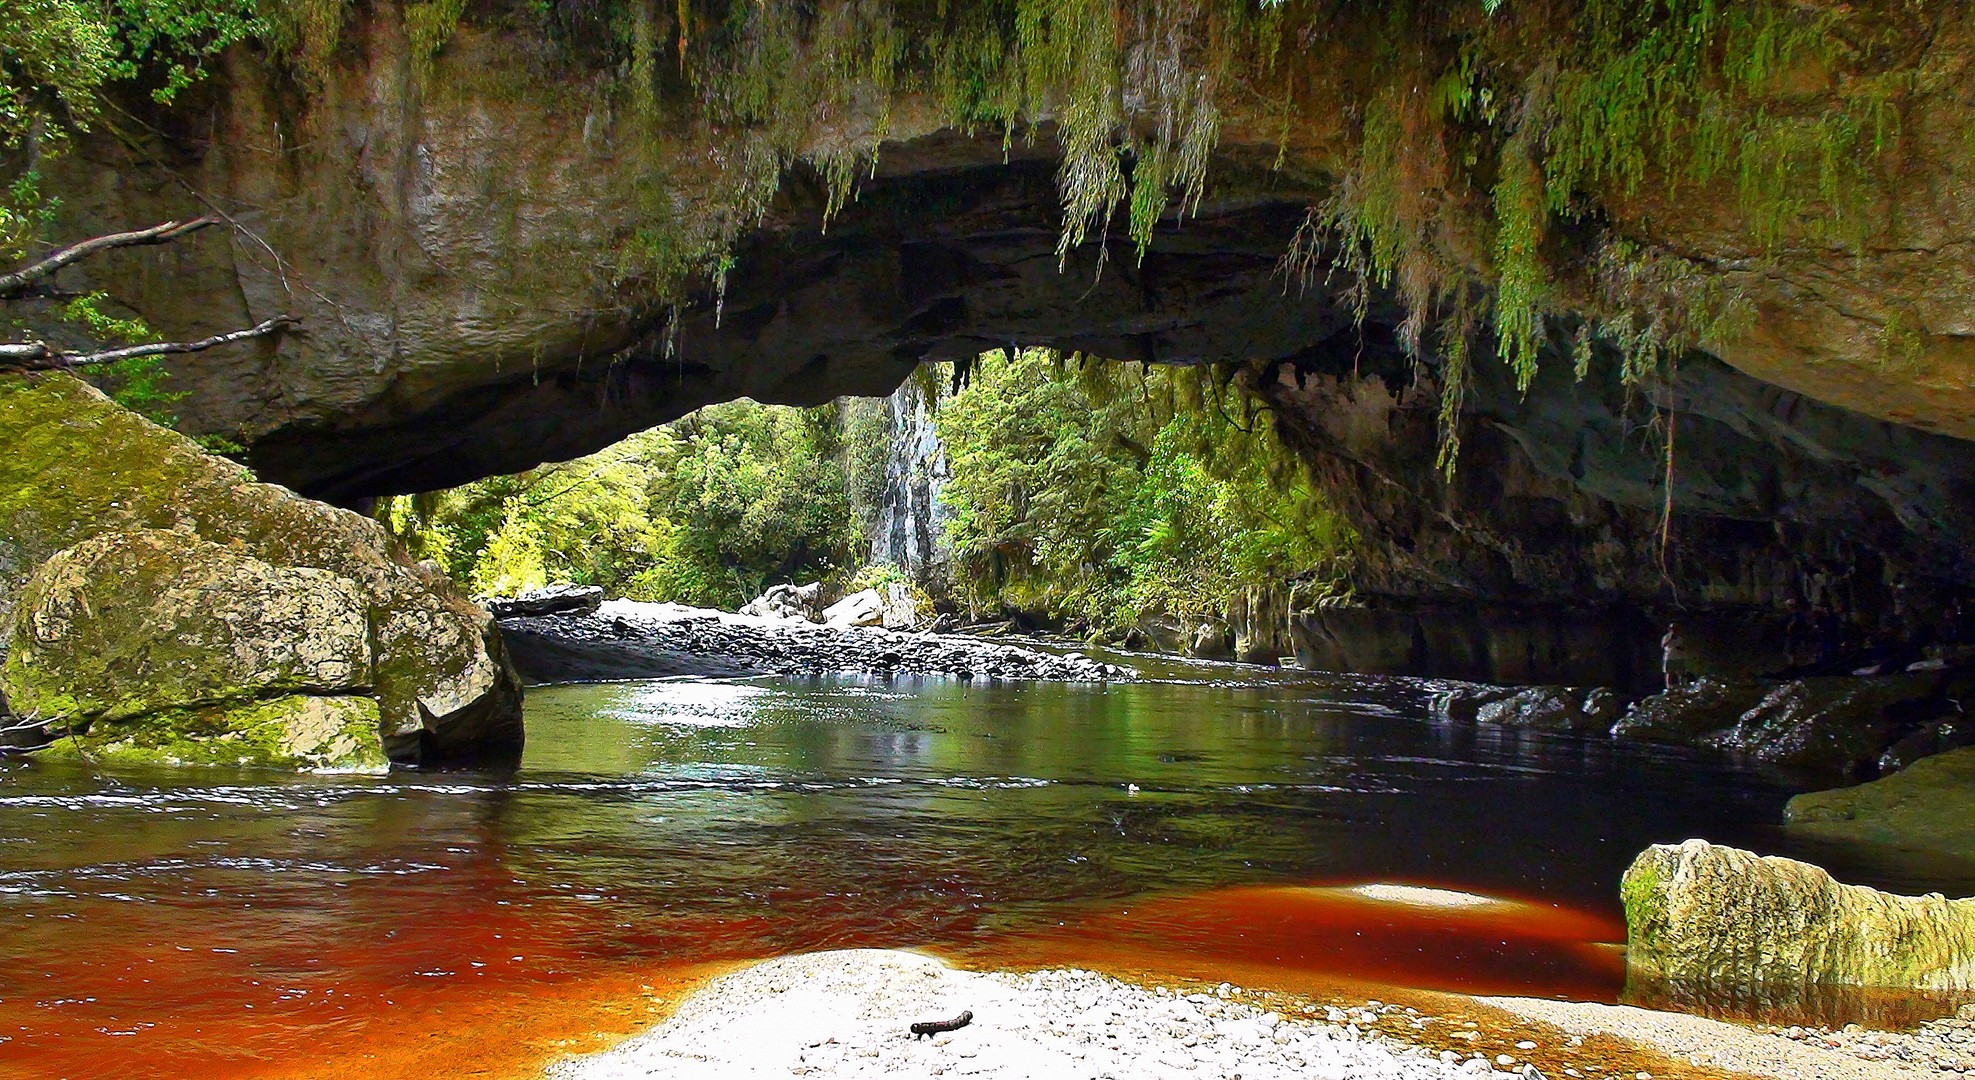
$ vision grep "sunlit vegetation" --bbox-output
[937,349,1353,633]
[378,400,870,609]
[388,352,1352,639]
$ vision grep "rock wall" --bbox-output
[1255,336,1975,686]
[863,377,955,598]
[0,374,522,766]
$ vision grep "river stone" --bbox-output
[1622,839,1975,995]
[0,374,522,765]
[1431,683,1621,733]
[823,589,885,628]
[1785,746,1975,865]
[36,695,387,772]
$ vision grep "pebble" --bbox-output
[1761,1009,1975,1073]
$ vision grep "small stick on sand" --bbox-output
[910,1010,973,1038]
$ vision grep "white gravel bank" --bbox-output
[549,950,1492,1080]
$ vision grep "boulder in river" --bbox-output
[1430,683,1621,733]
[0,374,522,767]
[1785,746,1975,866]
[485,583,604,619]
[1621,839,1975,996]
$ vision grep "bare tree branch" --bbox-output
[0,217,219,298]
[0,316,296,371]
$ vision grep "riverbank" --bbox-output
[500,600,1124,684]
[550,950,1970,1080]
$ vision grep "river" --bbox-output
[5,661,1971,1079]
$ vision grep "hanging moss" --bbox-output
[165,0,1934,466]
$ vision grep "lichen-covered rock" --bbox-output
[5,530,371,723]
[1785,747,1975,865]
[1622,839,1975,996]
[37,695,388,772]
[0,374,522,765]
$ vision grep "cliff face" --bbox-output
[28,0,1975,676]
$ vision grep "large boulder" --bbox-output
[0,374,522,766]
[1785,747,1975,866]
[1621,839,1975,997]
[822,589,885,628]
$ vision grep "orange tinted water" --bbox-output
[0,874,1625,1080]
[4,672,1968,1079]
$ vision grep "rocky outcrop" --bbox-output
[1611,672,1953,783]
[1622,840,1975,998]
[861,378,955,598]
[1786,748,1975,866]
[1292,600,1661,690]
[501,600,1120,684]
[0,374,522,766]
[1430,684,1622,735]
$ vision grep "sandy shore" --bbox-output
[549,950,1476,1079]
[548,950,1975,1080]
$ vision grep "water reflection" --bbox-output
[4,670,1974,1079]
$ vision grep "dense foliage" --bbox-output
[379,399,868,609]
[388,355,1351,637]
[937,350,1351,632]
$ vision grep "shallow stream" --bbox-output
[5,662,1972,1078]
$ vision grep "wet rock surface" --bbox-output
[502,600,1122,685]
[1787,747,1975,866]
[1612,672,1958,784]
[1430,684,1622,734]
[1622,839,1975,997]
[485,584,604,620]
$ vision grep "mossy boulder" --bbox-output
[1622,839,1975,997]
[37,695,388,772]
[0,374,521,766]
[1785,747,1975,866]
[6,530,372,722]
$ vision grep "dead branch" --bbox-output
[0,316,296,371]
[0,216,218,298]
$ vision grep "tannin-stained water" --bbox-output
[5,667,1973,1079]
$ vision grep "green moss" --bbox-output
[42,695,388,772]
[1619,858,1662,946]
